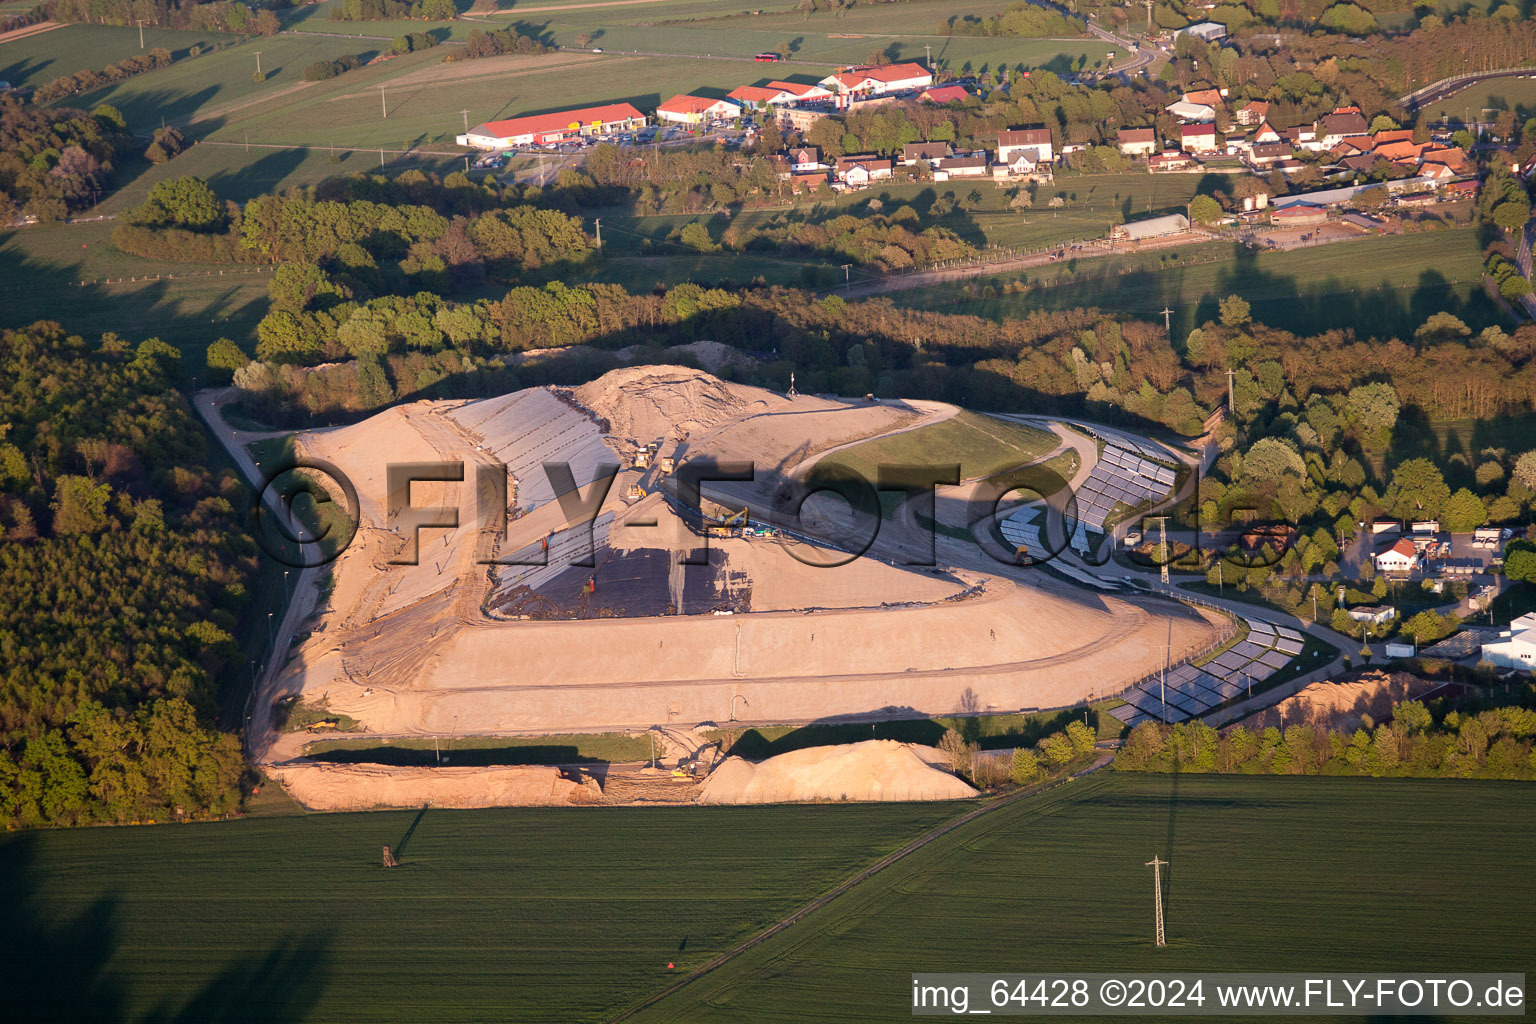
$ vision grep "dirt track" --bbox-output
[0,20,60,44]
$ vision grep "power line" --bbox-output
[1145,854,1168,947]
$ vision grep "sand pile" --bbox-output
[1237,671,1435,733]
[614,340,754,374]
[696,739,979,805]
[573,365,774,442]
[269,762,600,811]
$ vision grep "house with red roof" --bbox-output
[766,80,834,102]
[997,127,1053,164]
[1234,100,1268,126]
[728,84,795,107]
[919,84,970,104]
[1180,122,1219,154]
[1117,127,1157,156]
[457,103,647,149]
[655,94,742,124]
[1252,122,1281,145]
[1375,537,1420,573]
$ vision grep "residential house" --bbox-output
[1282,125,1319,150]
[1148,150,1198,172]
[1375,537,1420,573]
[901,141,952,166]
[1234,100,1269,126]
[788,146,821,171]
[1117,127,1158,156]
[655,94,742,125]
[933,152,988,179]
[1252,122,1281,145]
[1247,142,1291,169]
[1182,88,1225,108]
[918,84,970,104]
[1481,613,1536,670]
[789,171,828,194]
[835,155,894,186]
[997,127,1053,164]
[993,151,1039,179]
[1180,122,1219,154]
[1315,106,1369,149]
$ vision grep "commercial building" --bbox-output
[655,94,742,124]
[457,103,647,149]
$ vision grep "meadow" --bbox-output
[897,227,1499,340]
[633,773,1536,1022]
[5,775,1529,1023]
[0,23,227,90]
[0,801,962,1023]
[816,409,1058,484]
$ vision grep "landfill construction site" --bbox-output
[261,366,1221,810]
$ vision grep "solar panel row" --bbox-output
[1114,616,1307,723]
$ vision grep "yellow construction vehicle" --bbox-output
[659,456,675,474]
[634,450,651,469]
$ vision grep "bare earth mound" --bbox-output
[573,364,775,444]
[1237,671,1435,733]
[697,739,979,804]
[269,762,599,811]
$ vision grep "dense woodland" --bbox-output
[0,97,131,223]
[1114,686,1536,779]
[0,323,255,828]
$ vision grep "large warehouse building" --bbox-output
[457,103,647,149]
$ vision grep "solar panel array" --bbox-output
[1071,443,1178,535]
[1108,617,1306,727]
[1073,422,1175,462]
[999,504,1044,553]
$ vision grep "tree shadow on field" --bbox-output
[0,834,335,1023]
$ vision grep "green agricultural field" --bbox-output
[1,801,961,1023]
[899,228,1501,341]
[634,773,1536,1022]
[0,221,271,354]
[818,409,1058,485]
[0,23,225,90]
[607,173,1238,266]
[1420,74,1536,124]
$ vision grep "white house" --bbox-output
[1374,537,1419,573]
[788,145,822,172]
[933,152,988,179]
[997,127,1053,164]
[1180,123,1219,154]
[1481,613,1536,670]
[655,94,742,124]
[767,80,835,103]
[1117,127,1158,157]
[1346,605,1396,627]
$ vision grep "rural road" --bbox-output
[194,387,328,763]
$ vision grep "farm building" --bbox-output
[1374,537,1420,573]
[655,94,742,124]
[1481,614,1536,671]
[1117,127,1157,156]
[997,127,1053,164]
[457,103,647,149]
[1176,21,1227,42]
[1111,213,1189,240]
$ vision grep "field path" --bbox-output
[612,752,1115,1022]
[0,20,60,44]
[469,0,704,15]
